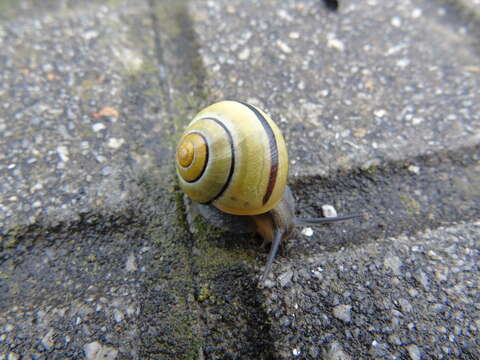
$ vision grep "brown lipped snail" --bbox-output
[175,100,361,284]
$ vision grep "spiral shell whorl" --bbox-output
[176,101,288,215]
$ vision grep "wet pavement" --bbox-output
[0,0,479,359]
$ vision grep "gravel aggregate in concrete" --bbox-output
[0,0,479,359]
[190,0,480,178]
[0,1,173,232]
[261,221,480,359]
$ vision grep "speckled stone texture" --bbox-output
[262,222,480,359]
[1,1,206,359]
[0,1,173,231]
[190,0,480,177]
[1,0,479,359]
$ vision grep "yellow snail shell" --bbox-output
[176,100,289,216]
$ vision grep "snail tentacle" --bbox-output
[259,228,284,284]
[295,214,363,225]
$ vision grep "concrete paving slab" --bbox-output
[0,1,173,231]
[458,0,480,17]
[0,0,479,359]
[190,0,480,177]
[0,189,204,359]
[0,1,207,359]
[186,0,480,358]
[261,221,480,359]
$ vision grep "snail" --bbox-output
[175,100,361,283]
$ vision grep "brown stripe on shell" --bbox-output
[237,102,279,205]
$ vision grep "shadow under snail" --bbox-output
[175,100,361,284]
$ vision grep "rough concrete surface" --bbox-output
[0,1,174,231]
[191,0,480,177]
[0,0,479,359]
[263,222,480,359]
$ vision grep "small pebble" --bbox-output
[263,278,275,288]
[113,309,124,323]
[415,270,429,290]
[276,40,292,54]
[397,58,410,68]
[412,8,422,18]
[82,30,99,40]
[277,9,293,21]
[435,268,448,282]
[8,353,20,360]
[322,204,338,218]
[92,123,106,132]
[289,32,300,39]
[408,165,420,174]
[56,146,69,162]
[301,227,313,237]
[319,89,329,97]
[238,48,250,60]
[41,328,55,350]
[374,109,387,117]
[387,334,403,346]
[107,138,125,149]
[353,128,367,138]
[333,304,352,323]
[398,298,413,313]
[327,33,345,51]
[391,16,402,27]
[278,268,293,287]
[125,252,137,272]
[407,344,422,360]
[412,117,424,125]
[84,341,118,360]
[325,341,351,360]
[408,288,419,297]
[384,255,403,276]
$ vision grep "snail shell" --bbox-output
[176,100,289,216]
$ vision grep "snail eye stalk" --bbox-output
[259,228,284,284]
[295,214,363,225]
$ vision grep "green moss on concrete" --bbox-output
[0,226,31,250]
[454,165,480,197]
[196,283,212,302]
[86,253,97,262]
[0,269,10,279]
[399,193,421,216]
[3,236,18,249]
[364,165,379,175]
[0,0,25,18]
[142,215,202,359]
[106,0,128,6]
[177,209,254,297]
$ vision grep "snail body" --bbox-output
[176,101,361,283]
